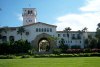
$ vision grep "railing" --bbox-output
[22,13,36,15]
[72,36,81,39]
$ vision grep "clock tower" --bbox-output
[22,8,37,26]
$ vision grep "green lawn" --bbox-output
[0,57,100,67]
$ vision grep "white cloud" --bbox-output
[80,0,100,11]
[17,14,23,21]
[55,0,100,31]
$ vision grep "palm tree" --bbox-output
[64,27,72,47]
[17,27,25,39]
[82,27,88,32]
[82,27,88,48]
[97,23,100,28]
[3,26,10,42]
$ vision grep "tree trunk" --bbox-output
[21,33,22,39]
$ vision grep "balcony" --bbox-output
[22,13,36,15]
[72,36,76,39]
[72,36,81,40]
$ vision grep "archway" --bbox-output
[38,38,50,52]
[31,33,57,52]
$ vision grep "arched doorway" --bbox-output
[38,38,50,52]
[31,33,57,52]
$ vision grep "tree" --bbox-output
[3,26,10,42]
[85,39,90,48]
[48,36,60,42]
[59,38,69,51]
[82,27,88,32]
[96,23,100,48]
[17,27,25,39]
[77,30,83,34]
[64,27,72,46]
[88,33,93,40]
[91,37,98,48]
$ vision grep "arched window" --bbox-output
[39,28,41,32]
[42,28,43,32]
[28,10,30,14]
[50,28,52,32]
[47,28,49,32]
[2,36,7,42]
[31,10,32,14]
[9,36,14,42]
[44,28,46,32]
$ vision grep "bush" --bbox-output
[66,49,84,53]
[59,45,69,51]
[22,55,31,58]
[71,45,81,49]
[0,55,16,59]
[84,48,91,53]
[0,39,31,54]
[52,49,61,55]
[28,49,37,55]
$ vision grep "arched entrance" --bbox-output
[38,38,50,52]
[31,33,57,52]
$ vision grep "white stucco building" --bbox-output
[0,8,96,52]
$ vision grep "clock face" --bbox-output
[26,18,32,23]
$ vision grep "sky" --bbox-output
[0,0,100,31]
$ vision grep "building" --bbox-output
[0,8,96,52]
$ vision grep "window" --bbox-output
[9,36,14,42]
[64,41,65,43]
[28,10,30,14]
[29,20,32,22]
[71,41,72,43]
[59,41,60,43]
[28,10,32,14]
[63,34,66,37]
[47,28,49,32]
[58,34,60,37]
[36,28,38,32]
[2,36,7,42]
[31,10,32,14]
[72,34,76,39]
[39,28,41,32]
[26,32,29,35]
[66,41,67,43]
[77,34,81,39]
[44,28,46,32]
[50,28,52,32]
[80,41,81,43]
[42,28,43,32]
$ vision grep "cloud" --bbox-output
[80,0,100,11]
[17,14,23,21]
[55,0,100,31]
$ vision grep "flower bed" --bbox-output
[63,49,100,53]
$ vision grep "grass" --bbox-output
[0,57,100,67]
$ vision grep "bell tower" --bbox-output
[22,8,37,26]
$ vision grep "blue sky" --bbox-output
[0,0,100,31]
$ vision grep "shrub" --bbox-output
[28,49,37,55]
[71,45,81,49]
[84,48,91,53]
[52,49,61,55]
[91,49,100,53]
[0,55,16,59]
[0,39,31,54]
[6,55,16,59]
[22,55,31,58]
[66,49,84,53]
